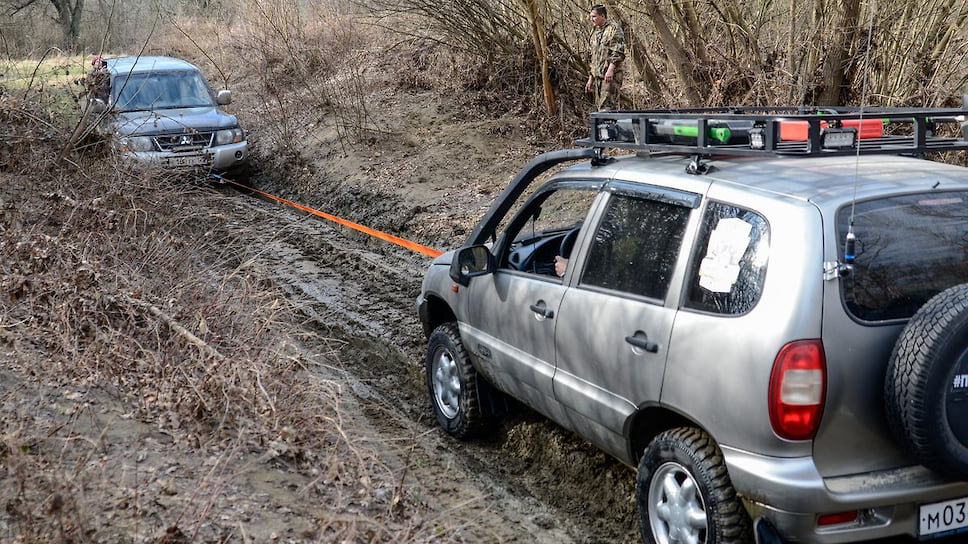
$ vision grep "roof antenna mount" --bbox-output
[591,148,613,166]
[685,154,710,175]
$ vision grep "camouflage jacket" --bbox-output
[589,20,626,79]
[86,69,111,102]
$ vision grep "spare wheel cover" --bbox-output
[885,283,968,476]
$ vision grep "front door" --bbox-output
[553,183,700,460]
[458,183,600,422]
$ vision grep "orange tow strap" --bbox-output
[216,175,444,258]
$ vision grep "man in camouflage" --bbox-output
[584,4,626,111]
[86,56,110,103]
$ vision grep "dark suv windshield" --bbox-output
[112,70,215,112]
[839,190,968,321]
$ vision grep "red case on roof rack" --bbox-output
[780,118,884,141]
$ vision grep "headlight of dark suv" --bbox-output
[214,127,245,146]
[120,136,155,152]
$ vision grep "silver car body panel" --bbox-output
[457,269,567,422]
[724,445,968,542]
[663,180,823,458]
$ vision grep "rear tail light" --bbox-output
[769,339,826,440]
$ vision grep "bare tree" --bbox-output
[8,0,84,50]
[364,0,968,113]
[520,0,556,115]
[639,0,703,105]
[817,0,860,106]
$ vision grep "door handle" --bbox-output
[529,304,554,319]
[625,334,659,353]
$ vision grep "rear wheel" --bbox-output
[637,427,750,544]
[426,323,489,439]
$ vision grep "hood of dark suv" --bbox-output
[112,107,239,137]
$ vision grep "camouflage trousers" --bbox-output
[591,73,624,111]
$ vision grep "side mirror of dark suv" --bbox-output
[449,245,493,286]
[85,97,107,114]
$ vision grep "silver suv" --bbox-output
[82,56,248,179]
[416,108,968,543]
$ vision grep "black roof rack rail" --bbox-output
[574,107,968,157]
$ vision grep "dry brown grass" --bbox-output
[0,89,463,543]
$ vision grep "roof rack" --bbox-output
[574,107,968,157]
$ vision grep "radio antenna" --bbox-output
[846,1,877,266]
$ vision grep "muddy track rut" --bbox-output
[215,186,640,543]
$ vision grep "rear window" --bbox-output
[838,190,968,321]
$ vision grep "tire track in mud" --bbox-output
[216,189,626,543]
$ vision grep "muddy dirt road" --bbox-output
[215,182,641,543]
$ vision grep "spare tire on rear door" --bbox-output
[885,283,968,476]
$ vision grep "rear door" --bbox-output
[553,182,700,460]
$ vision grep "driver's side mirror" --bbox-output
[449,245,494,287]
[85,97,107,114]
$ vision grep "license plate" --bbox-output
[919,496,968,539]
[167,154,210,167]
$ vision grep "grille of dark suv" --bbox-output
[155,131,214,152]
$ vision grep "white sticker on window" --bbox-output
[699,217,753,293]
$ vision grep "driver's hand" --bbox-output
[554,256,569,277]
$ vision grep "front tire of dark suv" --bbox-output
[426,323,489,439]
[637,427,750,544]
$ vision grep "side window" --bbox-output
[580,193,690,299]
[502,187,598,277]
[684,201,770,315]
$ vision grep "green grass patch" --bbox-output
[1,54,110,122]
[2,54,92,90]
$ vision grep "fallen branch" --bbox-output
[106,293,224,361]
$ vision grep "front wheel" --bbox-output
[636,427,750,544]
[426,323,489,439]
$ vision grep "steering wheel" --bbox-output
[560,227,581,259]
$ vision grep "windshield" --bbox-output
[838,190,968,321]
[112,70,215,112]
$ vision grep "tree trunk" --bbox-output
[521,0,556,116]
[642,0,702,105]
[610,5,663,102]
[49,0,85,51]
[794,0,827,104]
[817,0,860,106]
[672,0,708,65]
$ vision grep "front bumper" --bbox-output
[723,446,968,542]
[126,140,248,172]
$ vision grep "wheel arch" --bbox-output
[626,404,710,465]
[419,292,457,338]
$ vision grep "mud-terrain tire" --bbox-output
[885,283,968,476]
[426,323,489,439]
[636,427,751,544]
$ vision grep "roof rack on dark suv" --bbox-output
[576,106,968,158]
